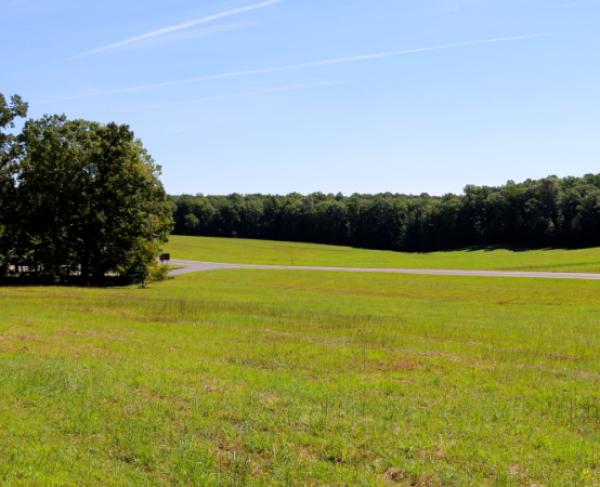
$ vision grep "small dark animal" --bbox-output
[159,253,170,263]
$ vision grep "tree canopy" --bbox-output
[172,175,600,252]
[0,94,28,273]
[0,93,173,284]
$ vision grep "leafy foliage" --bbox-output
[0,93,173,284]
[172,175,600,251]
[0,93,28,274]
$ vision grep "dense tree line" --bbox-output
[172,175,600,251]
[0,93,173,284]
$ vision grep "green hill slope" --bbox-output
[165,236,600,273]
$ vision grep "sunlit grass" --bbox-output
[1,269,599,485]
[165,235,600,273]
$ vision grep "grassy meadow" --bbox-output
[1,246,599,485]
[165,236,600,273]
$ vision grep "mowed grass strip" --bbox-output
[1,270,599,486]
[165,235,600,274]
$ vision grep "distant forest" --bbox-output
[171,174,600,251]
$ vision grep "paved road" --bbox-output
[169,259,600,280]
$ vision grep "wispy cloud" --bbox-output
[54,34,545,101]
[70,0,283,59]
[129,22,256,49]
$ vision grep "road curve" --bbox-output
[169,259,600,280]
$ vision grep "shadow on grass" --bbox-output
[395,244,589,254]
[461,244,554,253]
[342,245,581,255]
[0,275,133,288]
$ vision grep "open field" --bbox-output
[165,236,600,273]
[1,266,599,485]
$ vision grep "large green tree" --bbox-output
[0,93,28,274]
[16,114,173,283]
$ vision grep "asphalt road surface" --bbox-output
[169,259,600,280]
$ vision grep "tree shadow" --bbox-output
[356,243,590,255]
[0,275,133,288]
[459,244,586,253]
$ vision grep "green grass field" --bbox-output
[1,239,600,485]
[165,236,600,273]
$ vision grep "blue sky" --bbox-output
[2,0,599,195]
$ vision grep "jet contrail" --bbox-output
[71,0,284,59]
[56,33,545,101]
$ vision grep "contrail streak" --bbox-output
[71,0,284,59]
[55,34,545,101]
